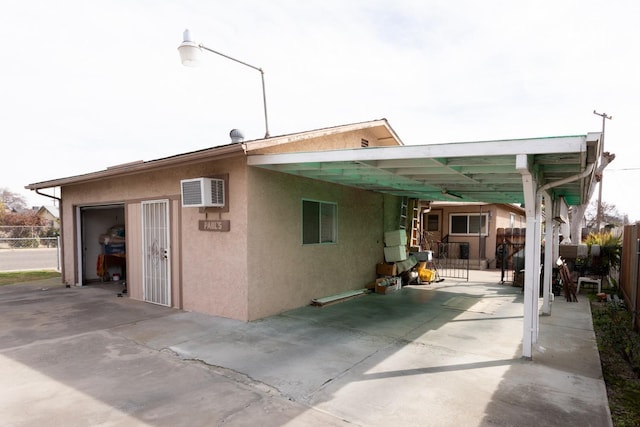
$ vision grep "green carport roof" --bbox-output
[247,133,602,206]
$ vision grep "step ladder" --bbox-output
[409,202,421,249]
[399,197,408,229]
[399,197,421,250]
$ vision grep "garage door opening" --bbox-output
[79,204,126,293]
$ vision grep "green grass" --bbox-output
[0,270,61,286]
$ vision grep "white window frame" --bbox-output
[302,199,337,245]
[449,213,489,236]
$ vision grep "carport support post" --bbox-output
[542,192,554,316]
[570,204,586,244]
[517,154,541,359]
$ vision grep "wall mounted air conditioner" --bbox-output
[552,195,569,224]
[181,177,225,208]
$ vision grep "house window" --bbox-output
[302,200,337,244]
[509,213,515,228]
[449,213,488,236]
[426,214,439,232]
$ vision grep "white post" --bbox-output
[57,235,62,272]
[517,154,539,359]
[531,194,543,345]
[571,204,586,244]
[542,192,554,315]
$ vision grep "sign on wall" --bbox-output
[198,220,230,232]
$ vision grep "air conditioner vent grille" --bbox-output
[181,177,226,208]
[182,180,204,206]
[210,179,224,206]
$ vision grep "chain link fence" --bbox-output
[0,226,61,271]
[0,226,58,248]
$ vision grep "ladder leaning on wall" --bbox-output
[399,197,421,250]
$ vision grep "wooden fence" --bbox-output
[620,224,640,330]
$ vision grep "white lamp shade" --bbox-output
[178,29,201,66]
[178,41,201,66]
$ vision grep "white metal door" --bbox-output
[142,200,171,306]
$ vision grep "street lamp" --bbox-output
[178,29,270,138]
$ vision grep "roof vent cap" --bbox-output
[230,129,245,143]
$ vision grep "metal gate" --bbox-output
[433,242,469,281]
[496,242,525,284]
[142,200,171,306]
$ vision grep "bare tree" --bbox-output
[0,188,27,212]
[584,200,626,230]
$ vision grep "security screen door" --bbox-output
[142,200,171,306]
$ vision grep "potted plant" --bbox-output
[584,231,622,289]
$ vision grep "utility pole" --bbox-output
[593,110,612,232]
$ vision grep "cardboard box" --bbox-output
[384,230,407,247]
[384,245,408,262]
[376,262,397,276]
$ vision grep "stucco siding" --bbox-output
[126,202,143,301]
[246,167,388,320]
[59,188,76,286]
[58,155,250,318]
[170,199,182,309]
[174,157,249,320]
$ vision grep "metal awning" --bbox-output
[247,133,601,206]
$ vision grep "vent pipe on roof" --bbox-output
[230,129,245,143]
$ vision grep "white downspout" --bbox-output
[537,162,595,304]
[538,163,595,194]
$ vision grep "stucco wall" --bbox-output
[437,204,526,263]
[178,157,249,320]
[246,167,392,320]
[58,155,250,319]
[438,205,488,260]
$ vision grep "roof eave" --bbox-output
[26,143,245,190]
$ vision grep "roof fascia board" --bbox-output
[244,119,399,152]
[247,136,586,167]
[26,143,245,190]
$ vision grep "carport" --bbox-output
[248,131,602,359]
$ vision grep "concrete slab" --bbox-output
[0,272,612,426]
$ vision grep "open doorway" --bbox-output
[79,204,126,293]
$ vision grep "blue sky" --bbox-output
[2,0,639,220]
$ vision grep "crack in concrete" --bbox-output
[162,347,287,398]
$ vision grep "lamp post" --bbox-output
[178,29,270,138]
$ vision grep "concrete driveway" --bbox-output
[0,272,612,426]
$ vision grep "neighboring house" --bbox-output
[416,201,526,268]
[26,117,602,364]
[35,205,60,230]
